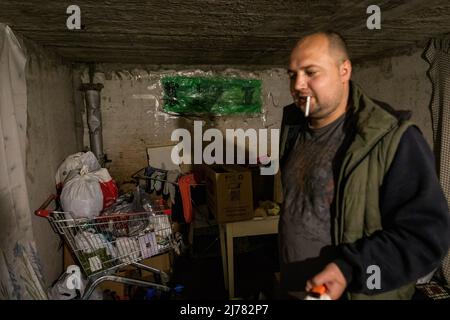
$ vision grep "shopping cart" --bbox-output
[35,194,177,300]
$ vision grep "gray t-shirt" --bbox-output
[279,113,348,291]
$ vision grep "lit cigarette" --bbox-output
[305,96,311,117]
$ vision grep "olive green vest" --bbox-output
[335,83,416,300]
[281,82,417,299]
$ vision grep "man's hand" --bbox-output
[306,262,347,300]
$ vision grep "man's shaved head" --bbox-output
[288,30,352,128]
[293,31,350,65]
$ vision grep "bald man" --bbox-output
[278,31,450,300]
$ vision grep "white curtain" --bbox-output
[424,37,450,285]
[0,24,47,299]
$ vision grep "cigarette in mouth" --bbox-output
[305,96,311,117]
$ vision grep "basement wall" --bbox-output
[352,49,433,147]
[78,66,293,185]
[24,38,79,287]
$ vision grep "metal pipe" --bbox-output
[80,83,104,166]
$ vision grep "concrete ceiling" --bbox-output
[1,0,450,66]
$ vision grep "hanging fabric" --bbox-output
[0,24,47,299]
[424,36,450,285]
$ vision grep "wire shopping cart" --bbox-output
[35,194,177,300]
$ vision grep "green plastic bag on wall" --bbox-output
[162,76,262,115]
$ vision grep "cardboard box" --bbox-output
[204,165,254,223]
[64,244,76,268]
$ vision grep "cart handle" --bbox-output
[35,194,58,218]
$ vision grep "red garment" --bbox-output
[178,174,197,223]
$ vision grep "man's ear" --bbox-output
[340,59,352,81]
